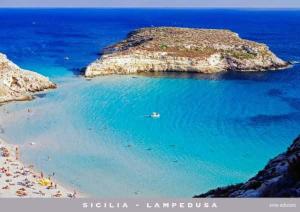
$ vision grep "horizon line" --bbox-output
[0,6,300,9]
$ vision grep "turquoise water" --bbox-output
[0,9,300,197]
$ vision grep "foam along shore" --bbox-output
[196,135,300,197]
[0,53,56,104]
[85,27,290,77]
[0,138,78,198]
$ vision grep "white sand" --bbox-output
[0,138,77,198]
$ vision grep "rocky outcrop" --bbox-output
[0,53,56,104]
[195,136,300,197]
[86,27,289,77]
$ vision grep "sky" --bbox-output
[0,0,299,8]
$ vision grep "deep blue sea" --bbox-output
[0,9,300,197]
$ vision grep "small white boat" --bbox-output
[150,112,160,118]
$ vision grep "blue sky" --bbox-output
[0,0,299,8]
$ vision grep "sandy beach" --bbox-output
[0,138,76,198]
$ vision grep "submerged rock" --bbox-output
[195,136,300,197]
[0,53,56,104]
[86,27,289,77]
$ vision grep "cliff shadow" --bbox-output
[69,67,87,76]
[137,70,291,82]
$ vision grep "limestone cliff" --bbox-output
[195,136,300,197]
[0,53,56,104]
[86,27,289,77]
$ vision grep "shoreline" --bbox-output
[0,137,79,198]
[196,136,300,197]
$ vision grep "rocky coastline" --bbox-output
[195,136,300,197]
[85,27,290,77]
[0,53,56,104]
[0,28,297,198]
[0,53,76,198]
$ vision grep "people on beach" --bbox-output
[15,146,19,160]
[1,147,10,157]
[72,191,77,198]
[1,141,75,198]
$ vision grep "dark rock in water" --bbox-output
[195,135,300,197]
[70,67,86,76]
[34,93,47,98]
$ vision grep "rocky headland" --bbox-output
[0,53,56,104]
[195,136,300,197]
[86,27,290,77]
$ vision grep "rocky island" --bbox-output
[196,136,300,197]
[85,27,289,77]
[0,53,56,104]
